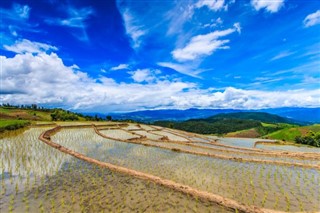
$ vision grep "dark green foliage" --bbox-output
[50,109,79,121]
[295,131,320,147]
[208,112,294,124]
[256,125,284,135]
[154,118,262,135]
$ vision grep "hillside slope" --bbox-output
[265,125,320,142]
[208,112,296,124]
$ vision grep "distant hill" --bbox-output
[109,107,319,124]
[261,108,320,123]
[154,118,262,135]
[207,112,297,124]
[0,106,96,122]
[154,112,304,136]
[110,108,243,122]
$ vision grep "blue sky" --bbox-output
[1,0,319,112]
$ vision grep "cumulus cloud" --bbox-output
[128,69,160,83]
[110,64,129,71]
[251,0,284,13]
[196,0,227,11]
[172,28,237,61]
[303,10,320,27]
[3,39,58,54]
[1,41,319,112]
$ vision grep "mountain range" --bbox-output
[85,107,320,124]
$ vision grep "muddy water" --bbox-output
[0,128,231,213]
[52,128,320,212]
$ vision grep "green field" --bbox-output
[266,124,320,142]
[0,119,30,132]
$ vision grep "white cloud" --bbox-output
[45,6,94,41]
[172,28,236,61]
[110,64,129,71]
[46,7,94,28]
[166,2,195,36]
[13,4,31,19]
[270,51,295,61]
[158,62,202,78]
[303,10,320,27]
[203,17,223,28]
[129,69,157,83]
[1,40,319,112]
[3,39,58,54]
[122,10,146,49]
[233,22,241,34]
[251,0,284,13]
[196,0,227,11]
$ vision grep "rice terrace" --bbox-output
[1,0,320,212]
[0,106,319,213]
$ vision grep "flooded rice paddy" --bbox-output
[1,123,319,212]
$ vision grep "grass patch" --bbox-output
[0,119,30,132]
[266,125,320,142]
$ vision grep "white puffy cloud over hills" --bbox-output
[1,40,320,112]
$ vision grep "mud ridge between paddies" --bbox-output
[93,125,320,170]
[39,125,287,213]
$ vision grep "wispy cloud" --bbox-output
[251,0,285,13]
[0,3,35,36]
[303,10,320,27]
[3,39,58,53]
[158,62,203,78]
[165,1,195,36]
[270,51,295,61]
[196,0,227,11]
[203,17,223,28]
[3,39,58,54]
[110,64,130,71]
[0,3,31,21]
[121,10,146,49]
[171,27,237,61]
[233,22,241,34]
[45,6,94,41]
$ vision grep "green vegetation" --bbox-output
[265,125,320,141]
[50,109,81,121]
[0,119,30,132]
[154,112,320,147]
[154,118,261,135]
[209,112,296,124]
[266,128,301,142]
[295,131,320,147]
[0,104,99,122]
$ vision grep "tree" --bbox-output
[106,115,112,121]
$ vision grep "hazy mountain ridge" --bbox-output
[107,108,320,124]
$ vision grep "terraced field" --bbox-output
[1,122,319,212]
